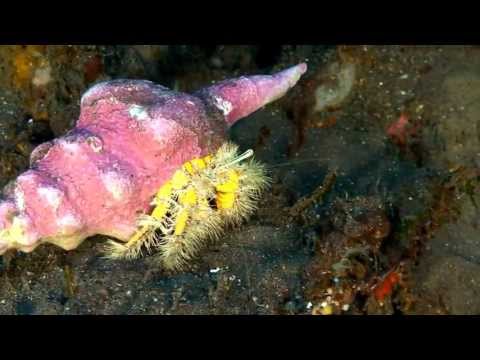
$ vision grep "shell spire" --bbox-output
[198,63,308,126]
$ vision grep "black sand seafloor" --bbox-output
[0,45,479,315]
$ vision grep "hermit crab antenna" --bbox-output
[221,149,254,169]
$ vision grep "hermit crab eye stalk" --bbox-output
[103,142,270,272]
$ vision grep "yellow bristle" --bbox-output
[182,161,195,175]
[151,202,169,220]
[103,240,130,259]
[191,158,206,171]
[104,225,154,260]
[216,192,236,209]
[178,187,197,206]
[215,170,239,193]
[171,170,189,189]
[203,155,213,165]
[174,208,189,235]
[155,181,172,201]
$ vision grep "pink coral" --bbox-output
[0,63,307,254]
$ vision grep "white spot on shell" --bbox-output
[128,105,150,121]
[37,187,62,210]
[101,171,128,201]
[57,213,81,231]
[213,96,233,116]
[148,118,179,145]
[60,141,80,154]
[14,188,26,212]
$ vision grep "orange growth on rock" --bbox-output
[386,113,410,145]
[13,51,34,87]
[373,270,401,302]
[12,45,46,89]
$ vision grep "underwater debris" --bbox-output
[11,46,47,90]
[399,166,479,262]
[63,264,77,298]
[304,196,394,315]
[288,169,337,222]
[311,60,356,113]
[0,46,116,138]
[305,166,480,315]
[312,301,333,315]
[331,245,372,278]
[104,143,269,271]
[282,47,356,156]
